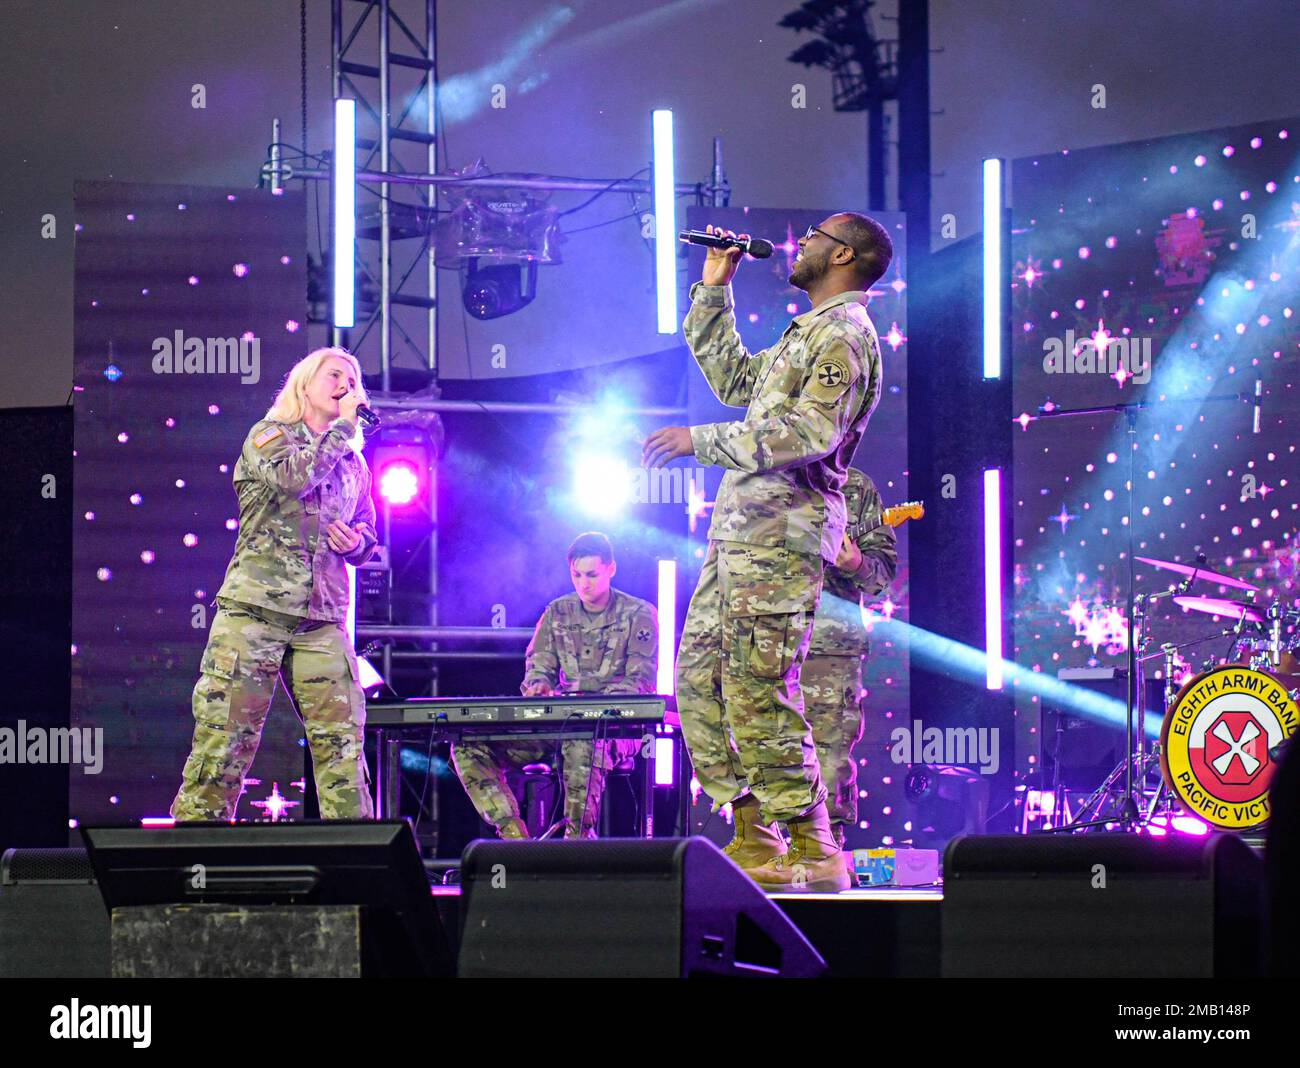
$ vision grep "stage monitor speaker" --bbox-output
[81,819,453,977]
[458,837,827,978]
[0,847,110,977]
[943,833,1263,977]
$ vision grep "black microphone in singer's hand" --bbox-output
[678,229,774,259]
[335,391,381,428]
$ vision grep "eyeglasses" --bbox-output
[803,224,856,258]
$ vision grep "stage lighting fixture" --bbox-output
[462,259,538,320]
[656,559,677,694]
[982,156,1005,379]
[332,98,356,329]
[904,764,989,844]
[378,461,420,506]
[371,430,433,511]
[652,109,677,333]
[984,467,1004,690]
[433,160,562,321]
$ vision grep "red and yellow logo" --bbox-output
[1161,666,1298,830]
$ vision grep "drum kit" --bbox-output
[1059,553,1300,836]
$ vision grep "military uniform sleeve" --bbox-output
[844,480,898,597]
[241,417,359,497]
[342,459,379,567]
[683,281,765,408]
[691,323,881,473]
[521,603,560,694]
[603,603,659,695]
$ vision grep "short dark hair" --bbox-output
[567,531,614,566]
[831,212,893,289]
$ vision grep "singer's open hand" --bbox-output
[701,224,749,286]
[325,519,363,555]
[642,426,695,469]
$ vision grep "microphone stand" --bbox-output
[1034,391,1248,832]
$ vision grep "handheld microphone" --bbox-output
[335,391,381,428]
[678,229,774,259]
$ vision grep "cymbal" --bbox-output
[1136,555,1257,592]
[1173,594,1264,623]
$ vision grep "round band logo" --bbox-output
[1161,666,1299,829]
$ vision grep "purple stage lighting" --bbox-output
[378,461,420,507]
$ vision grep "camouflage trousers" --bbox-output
[676,541,827,825]
[801,651,866,828]
[452,737,640,838]
[171,597,373,821]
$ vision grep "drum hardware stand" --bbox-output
[1266,598,1285,670]
[1036,391,1250,833]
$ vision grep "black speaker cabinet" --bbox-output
[942,833,1263,977]
[458,838,826,978]
[0,847,110,977]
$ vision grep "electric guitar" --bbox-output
[856,500,924,537]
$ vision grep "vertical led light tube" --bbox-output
[982,157,1005,379]
[653,109,677,334]
[656,558,677,695]
[333,98,356,329]
[984,468,1003,689]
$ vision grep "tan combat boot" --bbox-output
[831,822,856,879]
[722,794,786,870]
[747,802,851,893]
[498,817,530,840]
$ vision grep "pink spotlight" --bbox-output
[379,462,420,506]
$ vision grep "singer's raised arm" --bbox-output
[682,280,763,407]
[690,322,881,475]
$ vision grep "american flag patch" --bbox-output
[253,425,283,448]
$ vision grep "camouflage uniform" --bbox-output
[452,589,658,838]
[676,280,883,826]
[171,416,379,821]
[802,468,897,831]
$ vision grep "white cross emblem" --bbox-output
[1210,718,1261,776]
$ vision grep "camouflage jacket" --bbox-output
[685,281,883,565]
[808,468,898,655]
[215,417,378,622]
[522,589,659,695]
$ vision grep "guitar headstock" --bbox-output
[882,500,924,527]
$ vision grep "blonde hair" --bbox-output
[266,346,368,452]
